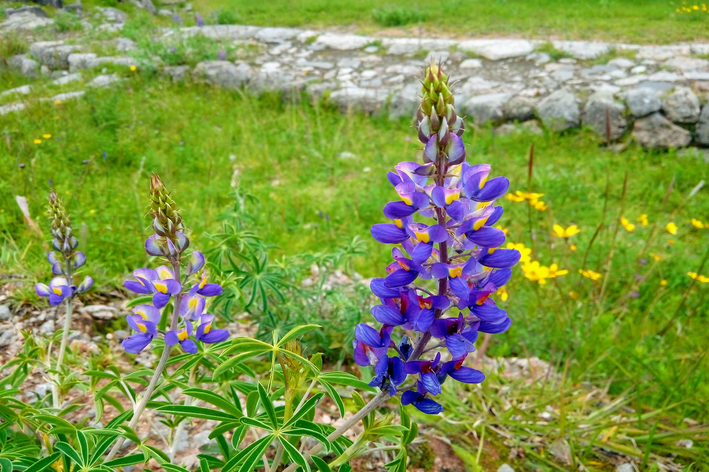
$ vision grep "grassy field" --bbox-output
[187,0,709,44]
[2,65,709,468]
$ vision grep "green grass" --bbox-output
[1,67,709,467]
[189,0,709,44]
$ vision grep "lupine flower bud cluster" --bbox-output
[122,175,228,354]
[36,189,93,305]
[146,174,189,259]
[354,62,521,414]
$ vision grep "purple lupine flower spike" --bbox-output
[195,12,204,26]
[355,61,519,416]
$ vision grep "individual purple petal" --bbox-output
[479,249,521,268]
[166,238,177,256]
[134,268,158,281]
[390,356,407,385]
[156,265,175,281]
[355,323,387,348]
[447,200,466,221]
[124,280,153,294]
[423,135,438,162]
[181,339,199,353]
[486,206,504,226]
[198,283,222,297]
[487,268,512,288]
[474,176,510,202]
[153,279,181,295]
[446,133,465,164]
[36,283,51,297]
[47,252,59,264]
[152,292,171,309]
[49,293,65,305]
[410,242,433,266]
[52,262,64,275]
[77,276,93,293]
[199,329,229,343]
[479,317,512,334]
[353,340,370,367]
[383,201,418,219]
[122,333,154,354]
[466,226,506,248]
[446,335,473,358]
[383,269,418,288]
[145,235,164,256]
[471,300,507,322]
[185,251,205,276]
[449,366,485,384]
[414,309,435,332]
[370,278,401,299]
[371,305,406,326]
[413,397,444,414]
[371,224,408,244]
[73,252,86,269]
[165,330,179,346]
[419,372,441,395]
[133,305,161,324]
[175,231,189,251]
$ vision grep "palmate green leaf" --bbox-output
[221,434,274,472]
[284,393,324,428]
[184,388,244,418]
[319,380,345,417]
[276,325,320,347]
[311,456,332,472]
[284,428,330,451]
[256,383,278,429]
[157,405,240,422]
[55,441,83,466]
[237,435,273,472]
[102,454,145,468]
[239,417,273,431]
[279,437,309,472]
[319,372,375,391]
[23,453,61,472]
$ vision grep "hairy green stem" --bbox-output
[52,257,74,409]
[105,260,183,462]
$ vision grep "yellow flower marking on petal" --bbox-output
[394,219,403,228]
[449,266,463,278]
[473,217,489,231]
[415,231,430,243]
[52,287,62,295]
[153,282,168,294]
[203,322,212,334]
[177,329,189,341]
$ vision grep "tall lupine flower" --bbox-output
[121,174,227,355]
[358,61,520,415]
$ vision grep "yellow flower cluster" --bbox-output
[620,217,635,232]
[33,134,52,144]
[509,242,568,285]
[579,269,602,281]
[692,218,705,229]
[676,2,707,12]
[553,224,579,238]
[688,272,709,283]
[506,191,547,211]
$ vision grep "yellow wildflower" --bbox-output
[688,272,709,283]
[497,286,508,302]
[533,200,548,212]
[130,65,137,71]
[570,244,577,251]
[522,261,549,284]
[691,218,705,229]
[569,291,579,300]
[660,280,668,286]
[666,222,678,235]
[553,224,580,238]
[638,214,648,226]
[34,139,42,144]
[54,100,62,105]
[506,242,531,264]
[650,253,661,262]
[620,217,635,232]
[579,269,602,281]
[43,134,51,139]
[547,264,568,277]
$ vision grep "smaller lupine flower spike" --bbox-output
[123,309,160,353]
[188,272,223,297]
[369,355,406,396]
[36,277,74,306]
[185,251,205,277]
[195,314,229,344]
[166,322,198,354]
[402,381,444,415]
[195,12,204,26]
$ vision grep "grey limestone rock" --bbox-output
[633,113,691,149]
[536,90,580,131]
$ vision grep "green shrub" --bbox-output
[216,9,241,25]
[372,4,426,27]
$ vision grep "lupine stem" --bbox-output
[281,391,389,472]
[105,261,183,462]
[52,258,74,409]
